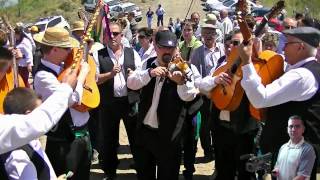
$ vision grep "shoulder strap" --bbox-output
[199,45,206,77]
[20,144,51,180]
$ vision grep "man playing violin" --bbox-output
[239,26,320,179]
[127,30,199,180]
[33,27,91,180]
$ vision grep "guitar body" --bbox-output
[249,51,284,120]
[0,68,25,113]
[58,48,100,112]
[210,47,244,111]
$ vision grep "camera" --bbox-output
[240,152,272,173]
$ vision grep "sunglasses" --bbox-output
[138,35,146,39]
[232,40,240,46]
[111,32,121,36]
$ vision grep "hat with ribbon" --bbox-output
[71,21,85,32]
[33,27,79,48]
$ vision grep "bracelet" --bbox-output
[148,68,153,78]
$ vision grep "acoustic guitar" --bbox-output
[0,16,25,113]
[210,0,285,116]
[58,1,103,112]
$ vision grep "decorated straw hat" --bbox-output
[33,27,79,48]
[71,21,85,32]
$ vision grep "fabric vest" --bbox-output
[0,144,51,180]
[261,60,320,155]
[97,47,140,106]
[36,63,74,142]
[211,95,258,134]
[137,57,187,143]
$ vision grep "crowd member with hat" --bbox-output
[71,20,85,42]
[33,27,92,180]
[179,19,202,62]
[189,22,225,163]
[137,27,156,62]
[262,32,280,51]
[239,26,320,179]
[204,13,223,43]
[95,22,141,180]
[127,30,199,180]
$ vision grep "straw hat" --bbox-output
[71,21,85,32]
[33,27,79,48]
[204,13,217,23]
[29,26,39,33]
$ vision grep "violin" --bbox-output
[168,56,193,82]
[57,1,103,112]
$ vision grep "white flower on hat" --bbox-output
[168,41,173,46]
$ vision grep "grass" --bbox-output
[261,0,320,19]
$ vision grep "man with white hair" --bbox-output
[239,26,320,178]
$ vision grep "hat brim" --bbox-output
[33,32,79,48]
[71,28,84,32]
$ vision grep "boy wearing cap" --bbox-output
[127,30,199,180]
[239,26,320,178]
[33,27,91,180]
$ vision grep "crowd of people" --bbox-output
[0,2,320,180]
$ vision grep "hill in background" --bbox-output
[0,0,319,26]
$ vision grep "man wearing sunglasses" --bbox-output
[239,26,320,180]
[127,30,199,180]
[277,18,298,54]
[95,22,142,180]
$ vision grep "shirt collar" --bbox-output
[204,44,220,52]
[287,137,305,148]
[285,56,317,72]
[41,59,62,74]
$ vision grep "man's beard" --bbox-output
[162,53,173,64]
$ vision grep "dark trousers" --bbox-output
[18,66,30,88]
[135,126,182,180]
[214,124,256,180]
[199,98,214,156]
[182,114,197,177]
[98,97,137,176]
[45,135,91,180]
[157,15,164,26]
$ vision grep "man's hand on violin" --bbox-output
[214,72,232,86]
[111,65,121,76]
[149,66,167,78]
[238,40,253,65]
[168,71,185,85]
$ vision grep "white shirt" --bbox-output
[198,66,230,121]
[203,43,225,75]
[241,57,319,108]
[34,59,89,126]
[4,140,56,180]
[138,44,157,63]
[95,46,142,97]
[17,37,33,67]
[127,59,199,128]
[0,83,73,154]
[156,7,165,16]
[221,17,233,36]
